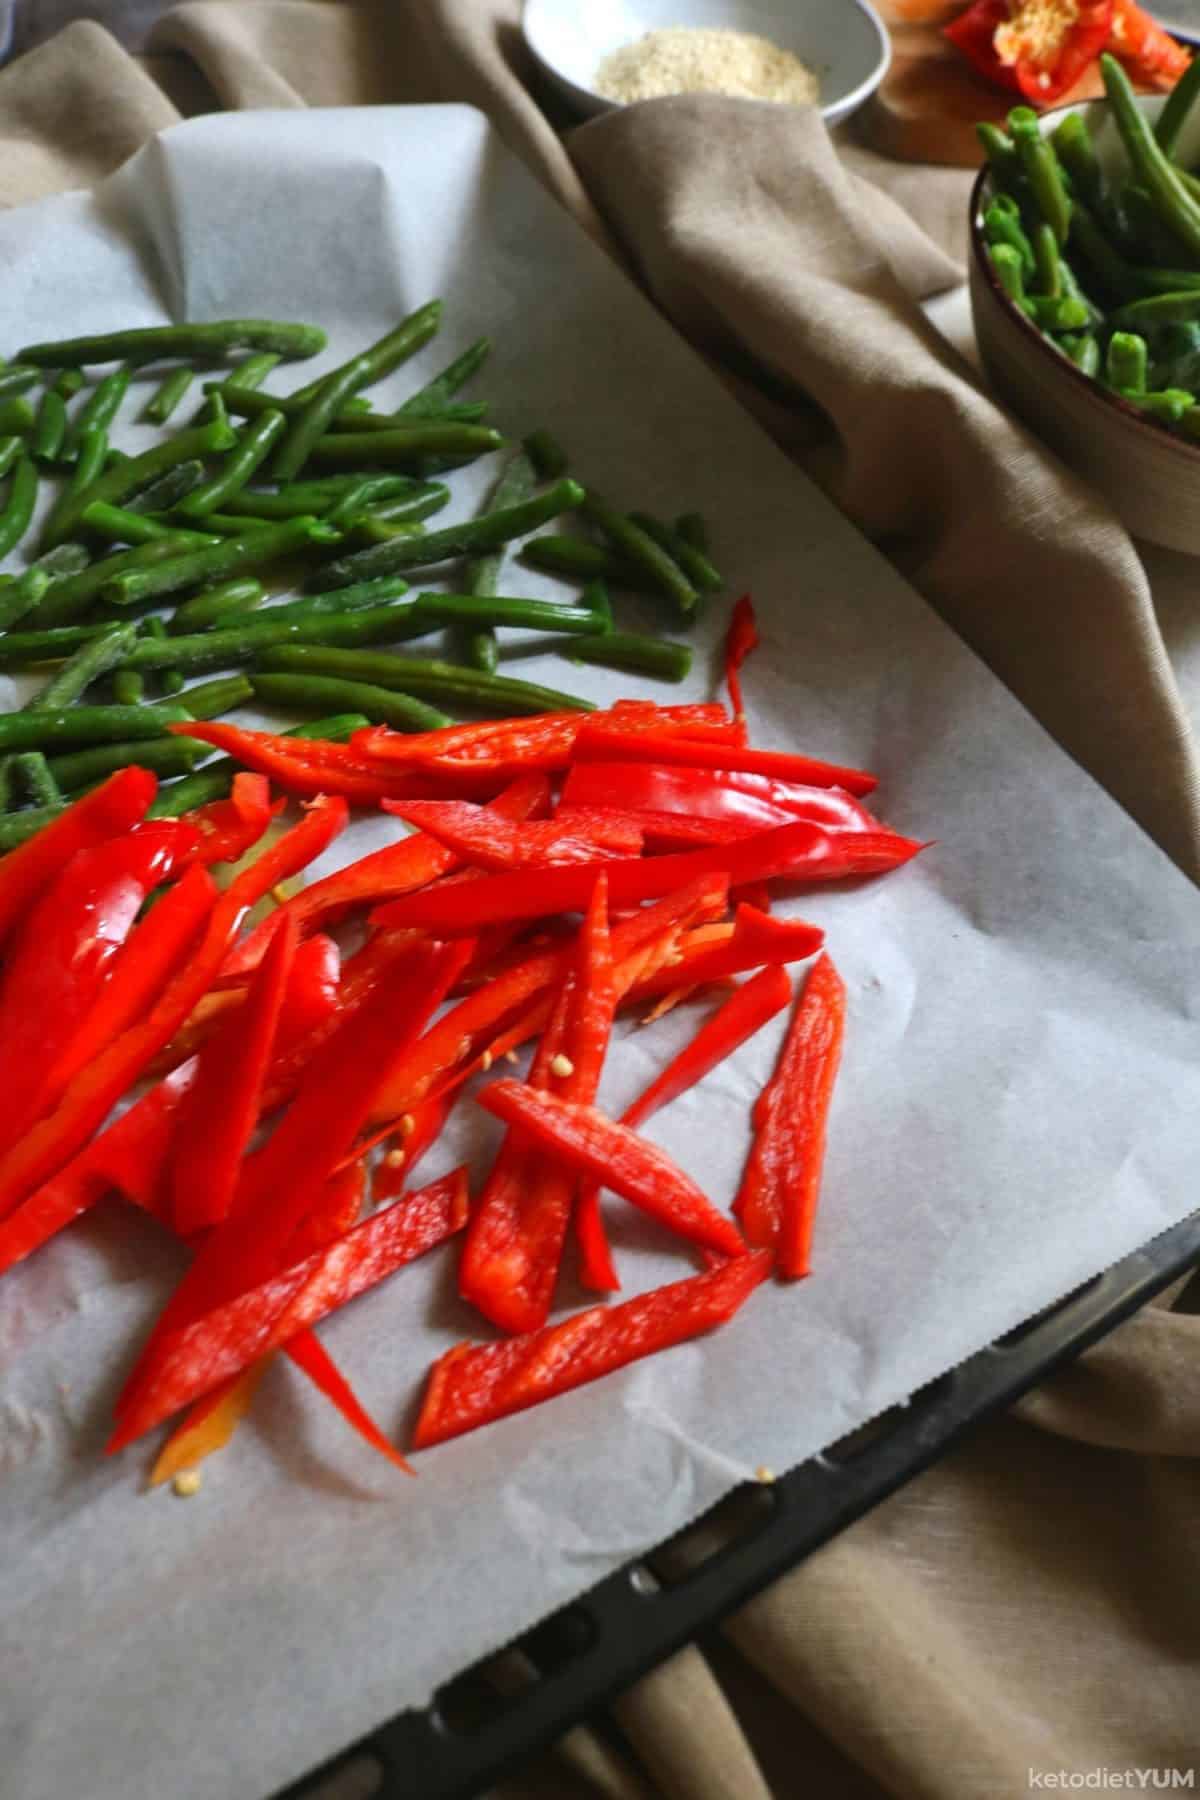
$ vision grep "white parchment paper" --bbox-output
[1,107,1198,1800]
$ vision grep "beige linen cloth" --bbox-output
[2,7,1197,1797]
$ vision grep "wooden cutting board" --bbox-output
[858,20,1107,166]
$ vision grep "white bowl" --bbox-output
[969,92,1200,554]
[523,0,891,128]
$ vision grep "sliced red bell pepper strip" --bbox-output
[724,595,759,741]
[369,1089,455,1200]
[0,764,157,949]
[561,761,882,834]
[0,821,196,1151]
[285,1328,413,1473]
[170,912,299,1238]
[108,1164,470,1450]
[413,1249,771,1449]
[627,904,823,999]
[276,932,341,1042]
[183,771,279,869]
[476,1080,746,1260]
[383,800,643,869]
[355,700,736,774]
[167,721,436,806]
[0,796,347,1223]
[734,951,846,1278]
[374,821,920,937]
[1110,0,1189,85]
[570,726,878,796]
[220,772,550,980]
[18,863,217,1143]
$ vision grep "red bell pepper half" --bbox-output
[108,1165,470,1451]
[734,952,846,1278]
[413,1249,771,1449]
[945,0,1118,102]
[0,764,157,949]
[571,726,878,797]
[723,595,759,740]
[476,1080,747,1260]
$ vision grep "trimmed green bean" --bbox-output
[411,591,609,635]
[0,568,51,630]
[169,576,265,634]
[326,400,487,431]
[47,735,208,794]
[1112,290,1200,328]
[522,429,568,479]
[112,668,145,705]
[80,500,219,548]
[0,702,190,753]
[273,573,411,620]
[222,474,433,520]
[1008,106,1072,246]
[983,198,1036,276]
[0,396,35,437]
[1025,294,1090,331]
[0,623,110,668]
[399,338,490,417]
[1052,113,1105,210]
[102,514,340,608]
[176,410,288,519]
[218,352,282,394]
[141,616,182,699]
[28,621,138,710]
[53,368,85,398]
[1118,387,1194,422]
[30,534,218,628]
[0,456,38,559]
[0,366,39,398]
[1154,51,1200,157]
[1030,221,1062,298]
[250,673,451,731]
[0,437,21,480]
[582,491,698,616]
[0,805,67,851]
[568,632,692,682]
[31,542,89,578]
[287,301,441,405]
[62,367,130,461]
[520,534,645,588]
[13,752,63,809]
[314,477,583,588]
[32,389,67,463]
[117,601,426,675]
[272,357,373,484]
[583,578,614,634]
[628,512,722,596]
[458,449,537,673]
[146,713,368,816]
[143,366,195,424]
[41,417,236,548]
[125,460,208,515]
[990,242,1028,307]
[18,320,326,368]
[258,645,595,714]
[1099,54,1200,263]
[174,673,255,718]
[36,424,109,549]
[1106,330,1149,390]
[1062,333,1102,377]
[305,423,503,469]
[323,478,400,533]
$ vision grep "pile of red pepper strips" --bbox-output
[0,597,927,1482]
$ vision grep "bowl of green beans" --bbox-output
[969,52,1200,553]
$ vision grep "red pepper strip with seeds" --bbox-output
[734,952,846,1278]
[220,773,550,979]
[561,761,881,835]
[108,1166,470,1451]
[627,905,824,1000]
[577,965,794,1291]
[570,727,878,797]
[724,595,759,742]
[170,913,299,1237]
[0,796,347,1223]
[413,1249,771,1450]
[0,764,156,948]
[384,800,644,869]
[167,721,438,806]
[476,1080,746,1260]
[373,820,921,937]
[353,699,736,775]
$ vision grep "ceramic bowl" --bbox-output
[522,0,891,128]
[969,91,1200,554]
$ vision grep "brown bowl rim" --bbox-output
[967,100,1200,470]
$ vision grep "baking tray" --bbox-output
[279,1206,1200,1800]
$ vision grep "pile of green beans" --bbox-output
[0,301,720,834]
[978,55,1200,434]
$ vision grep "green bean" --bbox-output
[355,485,451,526]
[0,568,50,630]
[983,198,1036,277]
[287,301,441,405]
[19,320,326,368]
[314,478,583,588]
[0,623,111,668]
[0,366,38,397]
[30,542,89,579]
[1062,333,1102,377]
[218,352,282,394]
[197,387,229,431]
[399,338,490,417]
[522,428,568,480]
[1099,54,1200,263]
[0,805,67,851]
[304,423,503,469]
[0,437,21,480]
[520,533,646,588]
[0,396,34,436]
[141,617,183,699]
[250,673,451,731]
[1026,294,1090,331]
[1052,113,1105,210]
[118,601,425,675]
[1117,182,1183,264]
[41,416,236,548]
[222,474,433,520]
[328,400,487,430]
[1030,221,1062,298]
[568,632,692,682]
[47,735,208,794]
[53,368,85,399]
[174,673,255,718]
[412,591,609,635]
[0,456,38,559]
[1154,51,1200,158]
[169,576,265,634]
[1112,290,1200,328]
[1064,199,1137,300]
[1105,331,1149,391]
[628,512,723,596]
[0,701,190,753]
[271,356,373,483]
[348,517,426,547]
[174,409,288,520]
[274,573,412,620]
[35,424,109,549]
[102,515,340,608]
[80,500,220,549]
[161,509,270,536]
[28,621,138,710]
[582,491,698,616]
[13,752,63,809]
[61,366,131,461]
[112,668,145,706]
[32,389,67,463]
[1008,107,1072,246]
[315,477,380,533]
[258,645,594,714]
[1056,256,1104,328]
[146,713,368,816]
[125,460,208,515]
[142,366,195,424]
[30,534,217,627]
[1117,387,1195,422]
[990,242,1028,308]
[457,449,538,673]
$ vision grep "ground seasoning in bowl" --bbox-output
[595,26,821,105]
